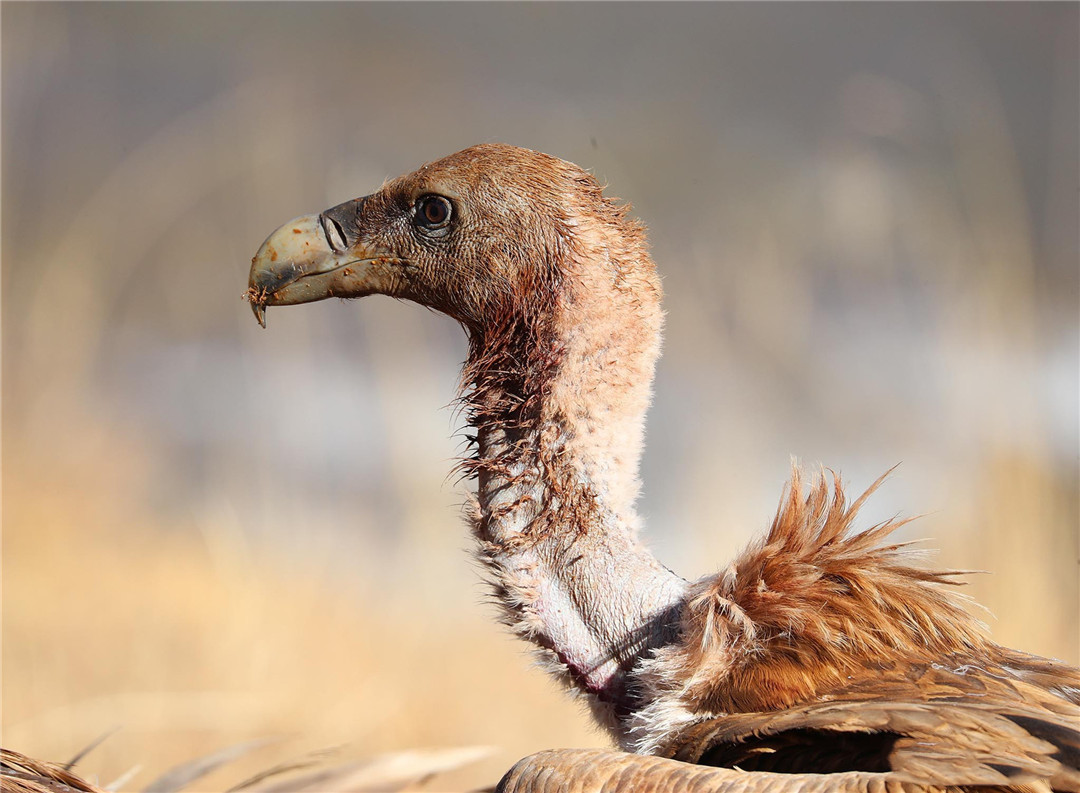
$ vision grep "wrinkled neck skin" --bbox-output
[464,224,688,746]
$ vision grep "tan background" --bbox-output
[4,3,1077,791]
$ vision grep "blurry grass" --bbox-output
[2,743,495,793]
[2,458,602,792]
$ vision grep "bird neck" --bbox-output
[461,228,688,743]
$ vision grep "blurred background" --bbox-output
[3,3,1077,791]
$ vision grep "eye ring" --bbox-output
[415,194,453,230]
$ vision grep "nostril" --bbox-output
[321,215,348,253]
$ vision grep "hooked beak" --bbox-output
[246,199,403,327]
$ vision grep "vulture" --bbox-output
[247,144,1080,793]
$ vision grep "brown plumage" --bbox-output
[247,144,1079,793]
[636,467,1069,720]
[634,469,1080,792]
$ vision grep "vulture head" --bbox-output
[248,143,659,338]
[250,144,664,521]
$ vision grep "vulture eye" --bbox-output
[415,195,453,231]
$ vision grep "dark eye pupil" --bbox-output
[418,196,450,227]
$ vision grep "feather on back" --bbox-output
[629,466,1079,790]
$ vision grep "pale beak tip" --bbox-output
[248,298,267,328]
